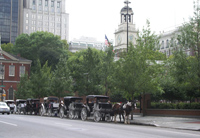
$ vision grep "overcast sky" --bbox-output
[65,0,194,42]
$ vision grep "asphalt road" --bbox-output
[0,114,199,138]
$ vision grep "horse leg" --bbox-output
[122,114,124,122]
[114,114,117,123]
[128,114,130,124]
[119,114,121,122]
[124,111,127,124]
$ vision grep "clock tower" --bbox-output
[114,0,138,52]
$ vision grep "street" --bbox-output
[0,114,199,138]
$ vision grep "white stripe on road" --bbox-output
[0,121,17,127]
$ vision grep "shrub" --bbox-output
[150,102,200,109]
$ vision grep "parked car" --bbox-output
[81,95,113,122]
[4,100,15,114]
[59,96,83,119]
[25,98,40,115]
[39,96,60,117]
[16,99,26,114]
[0,102,10,115]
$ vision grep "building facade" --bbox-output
[0,0,69,44]
[0,0,21,44]
[22,0,69,41]
[0,50,32,101]
[158,28,192,57]
[69,36,108,53]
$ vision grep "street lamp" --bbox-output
[124,0,131,53]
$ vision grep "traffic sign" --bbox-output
[2,94,6,97]
[0,85,5,87]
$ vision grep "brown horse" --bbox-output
[113,101,137,124]
[112,103,124,123]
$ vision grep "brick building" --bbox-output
[0,47,32,101]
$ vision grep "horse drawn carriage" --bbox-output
[25,98,40,115]
[59,96,83,119]
[39,96,60,117]
[4,100,15,114]
[81,95,113,122]
[15,99,26,114]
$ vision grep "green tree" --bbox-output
[15,74,32,99]
[29,60,52,98]
[169,1,200,100]
[68,48,104,96]
[1,43,14,53]
[99,46,115,96]
[13,31,69,71]
[50,55,73,98]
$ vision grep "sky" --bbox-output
[65,0,194,43]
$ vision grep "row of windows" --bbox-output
[26,25,61,33]
[26,13,62,22]
[0,65,25,78]
[33,0,61,8]
[26,21,62,28]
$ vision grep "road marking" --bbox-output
[0,121,17,127]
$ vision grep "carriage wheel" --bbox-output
[81,108,87,121]
[94,111,101,122]
[105,114,112,122]
[47,109,52,117]
[69,110,74,119]
[59,108,65,119]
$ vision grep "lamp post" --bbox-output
[124,0,130,53]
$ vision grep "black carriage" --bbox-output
[81,95,113,122]
[25,98,40,115]
[59,96,83,119]
[4,100,15,114]
[16,99,26,114]
[39,96,60,117]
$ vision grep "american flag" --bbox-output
[105,35,110,46]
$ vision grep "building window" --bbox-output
[38,27,42,31]
[26,26,28,30]
[161,41,164,49]
[20,66,25,77]
[57,2,60,8]
[32,20,36,25]
[26,20,28,24]
[57,17,60,22]
[51,1,54,7]
[33,0,36,5]
[38,15,42,20]
[57,23,60,27]
[32,14,36,19]
[51,16,55,20]
[45,0,48,6]
[39,0,42,5]
[32,26,36,31]
[166,40,169,48]
[8,87,14,100]
[38,21,42,26]
[26,13,28,18]
[9,65,15,76]
[0,65,5,79]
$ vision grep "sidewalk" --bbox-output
[125,115,200,131]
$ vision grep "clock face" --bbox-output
[117,35,122,45]
[129,34,134,42]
